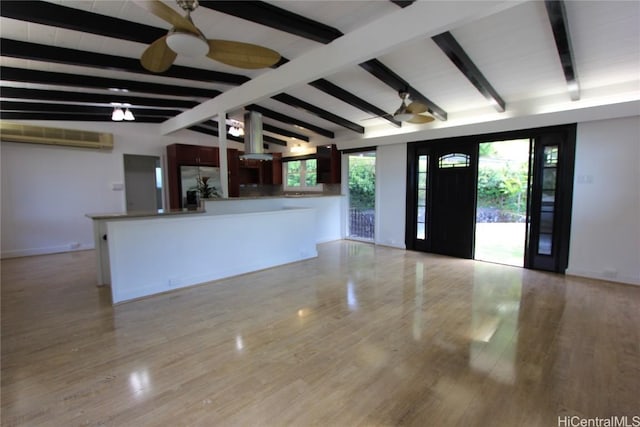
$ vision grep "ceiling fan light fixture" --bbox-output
[166,31,209,57]
[123,108,135,121]
[112,107,125,121]
[228,126,243,137]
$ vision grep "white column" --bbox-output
[217,114,229,198]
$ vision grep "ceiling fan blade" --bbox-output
[361,114,393,121]
[406,114,435,124]
[140,35,177,72]
[207,40,281,69]
[406,101,428,114]
[133,0,198,33]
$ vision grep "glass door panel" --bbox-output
[347,151,376,241]
[538,146,558,255]
[416,155,428,240]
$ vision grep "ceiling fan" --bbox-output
[135,0,281,72]
[362,91,435,124]
[392,91,434,124]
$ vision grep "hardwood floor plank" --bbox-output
[1,241,638,426]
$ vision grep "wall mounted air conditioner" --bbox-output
[0,121,114,150]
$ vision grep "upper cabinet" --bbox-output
[317,144,341,184]
[173,143,219,166]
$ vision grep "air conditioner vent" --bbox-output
[0,121,113,150]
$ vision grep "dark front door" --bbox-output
[430,145,478,258]
[406,125,576,273]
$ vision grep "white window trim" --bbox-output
[283,159,324,192]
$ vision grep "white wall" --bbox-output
[367,116,640,285]
[205,195,344,244]
[375,144,407,249]
[1,121,216,258]
[567,115,640,285]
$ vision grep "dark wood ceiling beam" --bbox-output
[544,0,580,101]
[272,94,364,134]
[0,0,164,44]
[246,105,334,139]
[359,59,448,121]
[0,101,182,117]
[432,32,506,112]
[262,124,309,142]
[193,123,245,142]
[202,1,436,124]
[0,112,168,123]
[276,56,397,126]
[0,87,199,110]
[3,1,400,129]
[198,1,342,43]
[308,79,401,127]
[0,66,220,99]
[202,122,284,146]
[1,38,249,85]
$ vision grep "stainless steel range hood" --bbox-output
[240,111,272,161]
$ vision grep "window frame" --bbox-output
[282,158,324,192]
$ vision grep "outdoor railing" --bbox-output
[349,208,374,240]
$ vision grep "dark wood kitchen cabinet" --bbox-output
[237,152,283,185]
[270,153,283,185]
[317,144,341,184]
[227,149,240,198]
[167,143,239,208]
[173,143,219,166]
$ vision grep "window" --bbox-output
[439,153,470,168]
[284,159,323,191]
[538,145,559,255]
[416,155,428,240]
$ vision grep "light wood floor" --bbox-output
[1,241,638,426]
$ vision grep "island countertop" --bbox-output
[201,194,343,201]
[85,208,206,220]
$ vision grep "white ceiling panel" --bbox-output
[567,1,640,90]
[2,0,639,148]
[452,1,568,102]
[272,1,398,34]
[376,37,489,113]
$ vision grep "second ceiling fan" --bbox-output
[392,91,434,124]
[135,0,281,72]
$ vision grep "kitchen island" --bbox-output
[87,202,320,304]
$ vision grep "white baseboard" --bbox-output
[566,268,640,286]
[1,243,94,259]
[374,240,406,250]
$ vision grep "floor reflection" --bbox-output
[469,262,523,384]
[346,280,358,311]
[413,261,425,341]
[128,368,152,399]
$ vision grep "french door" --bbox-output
[406,125,576,273]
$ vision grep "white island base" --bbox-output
[90,206,317,304]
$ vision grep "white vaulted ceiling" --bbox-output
[1,0,639,150]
